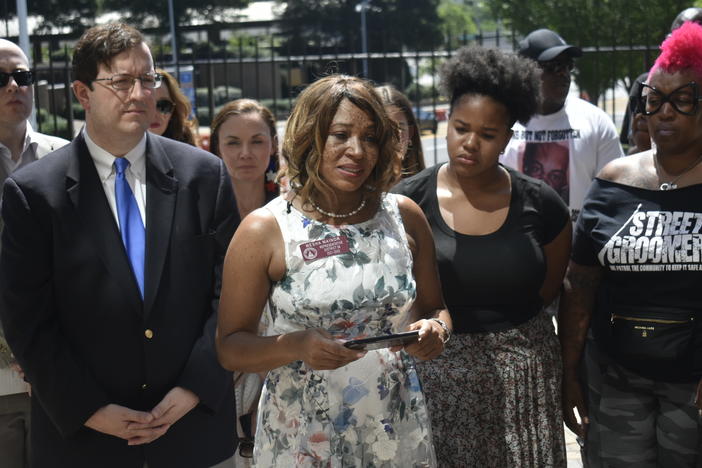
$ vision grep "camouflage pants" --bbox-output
[584,341,700,468]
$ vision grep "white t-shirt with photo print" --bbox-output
[500,96,624,221]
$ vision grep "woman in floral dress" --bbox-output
[216,74,451,467]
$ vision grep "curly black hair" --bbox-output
[441,46,541,125]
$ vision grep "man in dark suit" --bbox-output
[0,23,239,467]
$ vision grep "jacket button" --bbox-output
[144,329,154,339]
[141,383,147,390]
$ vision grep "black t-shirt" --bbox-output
[392,164,569,333]
[573,178,702,306]
[573,178,702,379]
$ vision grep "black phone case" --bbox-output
[344,330,420,351]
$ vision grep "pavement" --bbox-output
[420,122,449,165]
[565,426,584,467]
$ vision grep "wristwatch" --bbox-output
[431,318,451,344]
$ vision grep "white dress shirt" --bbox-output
[0,124,45,198]
[84,130,147,229]
[0,124,39,172]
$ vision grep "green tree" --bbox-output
[487,0,689,103]
[438,0,500,49]
[101,0,250,29]
[4,0,250,33]
[276,0,443,54]
[438,0,477,38]
[3,0,99,32]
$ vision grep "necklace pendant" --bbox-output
[654,151,702,191]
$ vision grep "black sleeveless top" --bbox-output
[392,164,569,333]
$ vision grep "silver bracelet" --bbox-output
[431,318,451,344]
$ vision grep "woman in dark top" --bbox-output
[209,99,280,463]
[393,46,571,467]
[561,21,702,468]
[148,69,199,146]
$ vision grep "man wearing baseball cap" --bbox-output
[671,7,702,31]
[500,28,623,221]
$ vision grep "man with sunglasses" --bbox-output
[0,38,68,468]
[0,38,67,163]
[0,24,239,468]
[501,28,623,222]
[0,39,68,194]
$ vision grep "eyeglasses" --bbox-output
[92,73,162,91]
[0,70,34,87]
[640,82,702,116]
[538,60,575,74]
[156,99,175,114]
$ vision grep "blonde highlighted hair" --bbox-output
[282,74,399,207]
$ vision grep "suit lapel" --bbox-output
[66,134,143,310]
[144,135,178,319]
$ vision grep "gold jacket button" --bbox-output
[144,329,154,339]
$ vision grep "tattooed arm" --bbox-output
[559,261,603,438]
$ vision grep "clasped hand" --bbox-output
[85,386,199,445]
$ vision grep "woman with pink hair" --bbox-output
[560,21,702,467]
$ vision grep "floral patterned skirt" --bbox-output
[416,311,566,468]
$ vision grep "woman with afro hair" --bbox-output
[560,21,702,467]
[393,46,571,467]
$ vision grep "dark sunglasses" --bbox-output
[156,99,175,114]
[538,60,575,74]
[0,70,34,87]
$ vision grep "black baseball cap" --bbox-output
[518,29,583,62]
[671,7,702,31]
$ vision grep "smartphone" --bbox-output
[343,330,420,351]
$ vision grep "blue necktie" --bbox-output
[114,158,145,298]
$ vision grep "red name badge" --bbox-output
[299,236,350,262]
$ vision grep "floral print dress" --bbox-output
[253,194,436,468]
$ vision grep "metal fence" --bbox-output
[28,28,657,147]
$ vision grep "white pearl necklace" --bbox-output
[311,198,367,219]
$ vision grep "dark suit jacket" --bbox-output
[0,133,239,468]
